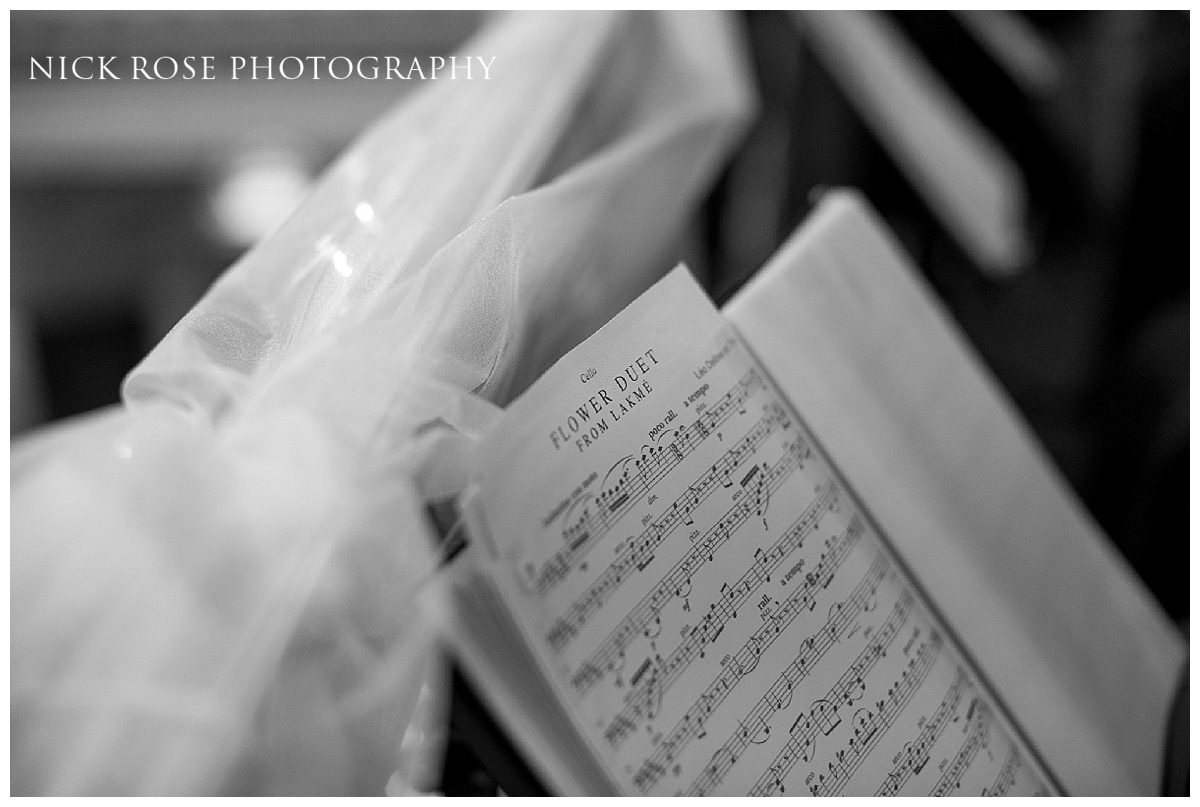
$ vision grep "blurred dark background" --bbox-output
[714,10,1189,628]
[10,10,1189,795]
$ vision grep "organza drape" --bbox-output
[12,11,754,794]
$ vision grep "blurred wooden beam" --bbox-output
[794,10,1032,278]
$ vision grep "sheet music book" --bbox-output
[427,190,1184,796]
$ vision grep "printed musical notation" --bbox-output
[546,402,797,660]
[602,505,863,749]
[929,696,993,796]
[667,550,888,795]
[982,742,1038,797]
[486,317,1055,797]
[531,370,766,596]
[875,669,967,796]
[797,627,941,797]
[733,590,920,797]
[562,444,820,691]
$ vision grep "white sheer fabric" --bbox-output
[11,11,755,795]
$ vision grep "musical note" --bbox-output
[483,316,1055,797]
[929,696,992,796]
[604,520,872,759]
[554,404,797,662]
[533,371,769,597]
[983,743,1023,796]
[672,575,907,796]
[871,664,964,795]
[567,443,820,691]
[770,630,942,797]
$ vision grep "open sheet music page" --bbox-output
[471,266,1056,796]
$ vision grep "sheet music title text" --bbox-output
[549,349,660,454]
[28,55,497,81]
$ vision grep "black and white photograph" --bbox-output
[9,9,1190,797]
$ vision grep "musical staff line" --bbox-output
[478,270,1057,799]
[604,499,857,747]
[556,435,808,671]
[666,548,886,796]
[659,554,899,797]
[730,590,915,797]
[533,370,766,597]
[983,742,1022,796]
[929,697,991,796]
[804,632,943,796]
[875,668,967,796]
